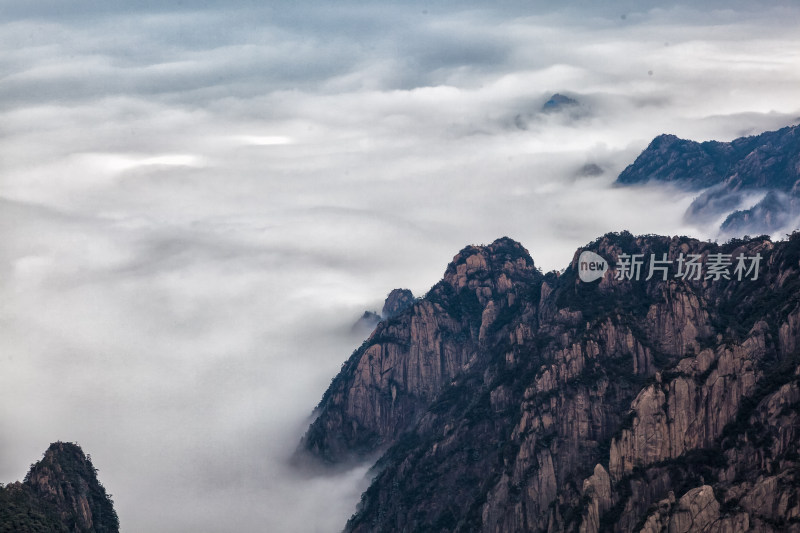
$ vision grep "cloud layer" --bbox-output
[2,1,799,531]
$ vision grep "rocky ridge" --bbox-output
[615,124,800,236]
[300,232,800,532]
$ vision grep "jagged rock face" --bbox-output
[382,289,415,319]
[301,232,800,532]
[301,237,540,463]
[580,465,612,533]
[0,442,118,533]
[638,485,742,533]
[616,124,800,235]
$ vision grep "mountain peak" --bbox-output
[382,289,415,319]
[542,93,579,112]
[301,232,800,532]
[300,237,541,463]
[1,442,119,533]
[443,237,535,290]
[616,124,800,236]
[649,132,681,147]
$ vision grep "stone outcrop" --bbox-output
[300,232,800,532]
[580,465,612,533]
[382,289,415,319]
[637,485,751,533]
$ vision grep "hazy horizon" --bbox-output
[2,1,799,531]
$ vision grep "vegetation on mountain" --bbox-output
[0,442,118,533]
[300,232,800,532]
[616,124,800,235]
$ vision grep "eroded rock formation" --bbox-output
[300,232,800,532]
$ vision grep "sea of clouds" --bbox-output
[1,1,799,531]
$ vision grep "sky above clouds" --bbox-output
[1,1,800,531]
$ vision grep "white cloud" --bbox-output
[1,2,799,531]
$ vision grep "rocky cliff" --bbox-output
[381,289,415,319]
[0,442,119,533]
[304,238,537,463]
[616,124,800,236]
[300,233,800,532]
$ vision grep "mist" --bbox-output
[1,1,799,531]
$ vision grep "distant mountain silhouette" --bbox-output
[351,289,416,335]
[542,93,579,112]
[617,124,800,235]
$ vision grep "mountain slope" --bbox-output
[615,124,800,235]
[0,442,119,533]
[302,237,539,463]
[300,233,800,532]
